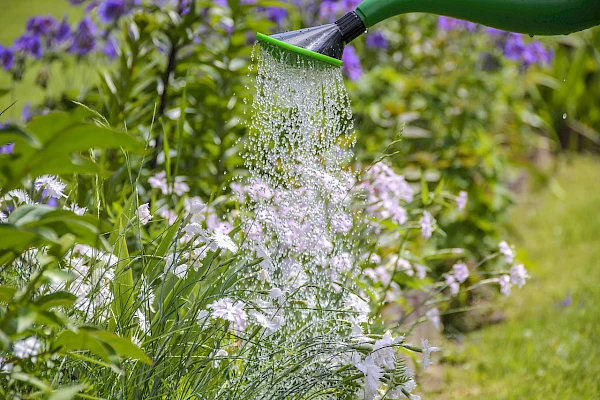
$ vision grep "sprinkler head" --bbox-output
[256,11,366,68]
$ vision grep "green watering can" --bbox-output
[256,0,600,67]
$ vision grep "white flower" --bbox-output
[139,275,155,313]
[456,191,468,211]
[452,262,469,283]
[0,211,7,223]
[159,209,178,225]
[445,274,459,296]
[510,264,529,288]
[420,339,440,370]
[212,349,228,368]
[135,309,151,335]
[209,232,238,253]
[369,253,381,264]
[499,241,514,264]
[385,282,402,302]
[345,293,370,323]
[256,245,273,272]
[350,321,364,336]
[208,298,247,332]
[420,211,434,239]
[149,171,190,196]
[184,196,207,223]
[35,175,67,198]
[182,223,208,243]
[257,269,271,282]
[137,203,152,225]
[355,354,383,400]
[426,308,441,330]
[13,336,42,363]
[196,310,209,325]
[414,264,427,280]
[0,356,13,373]
[268,287,284,299]
[498,274,511,296]
[6,189,31,204]
[330,252,353,271]
[331,211,353,233]
[164,253,188,278]
[371,331,397,369]
[389,377,418,399]
[65,203,87,216]
[250,311,285,333]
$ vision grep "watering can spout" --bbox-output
[256,12,366,67]
[257,0,600,67]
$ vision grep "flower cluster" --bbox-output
[360,163,414,226]
[438,16,553,68]
[496,240,529,296]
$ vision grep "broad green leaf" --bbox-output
[54,330,116,367]
[0,225,42,250]
[35,291,77,310]
[86,329,151,365]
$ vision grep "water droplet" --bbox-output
[562,113,567,120]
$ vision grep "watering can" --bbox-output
[257,0,600,66]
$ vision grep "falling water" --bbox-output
[233,42,367,397]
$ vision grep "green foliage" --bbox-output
[434,157,600,399]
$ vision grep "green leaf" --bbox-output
[0,225,44,250]
[54,330,117,367]
[34,291,77,310]
[48,385,87,400]
[421,171,430,205]
[0,111,142,194]
[10,372,51,391]
[86,329,151,365]
[0,286,16,303]
[433,177,445,199]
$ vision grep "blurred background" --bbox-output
[0,0,598,398]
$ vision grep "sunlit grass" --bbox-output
[428,156,600,399]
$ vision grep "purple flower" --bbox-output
[365,31,388,50]
[22,103,32,123]
[485,26,505,36]
[319,0,340,23]
[342,45,362,81]
[437,16,460,31]
[503,33,526,61]
[178,0,192,15]
[265,7,288,25]
[0,46,14,70]
[339,0,361,13]
[69,17,97,55]
[438,16,476,32]
[0,143,15,154]
[523,40,553,66]
[98,0,127,24]
[26,16,58,36]
[103,37,118,59]
[56,17,72,43]
[14,34,43,59]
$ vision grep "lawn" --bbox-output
[427,156,600,399]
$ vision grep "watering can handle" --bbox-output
[355,0,600,35]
